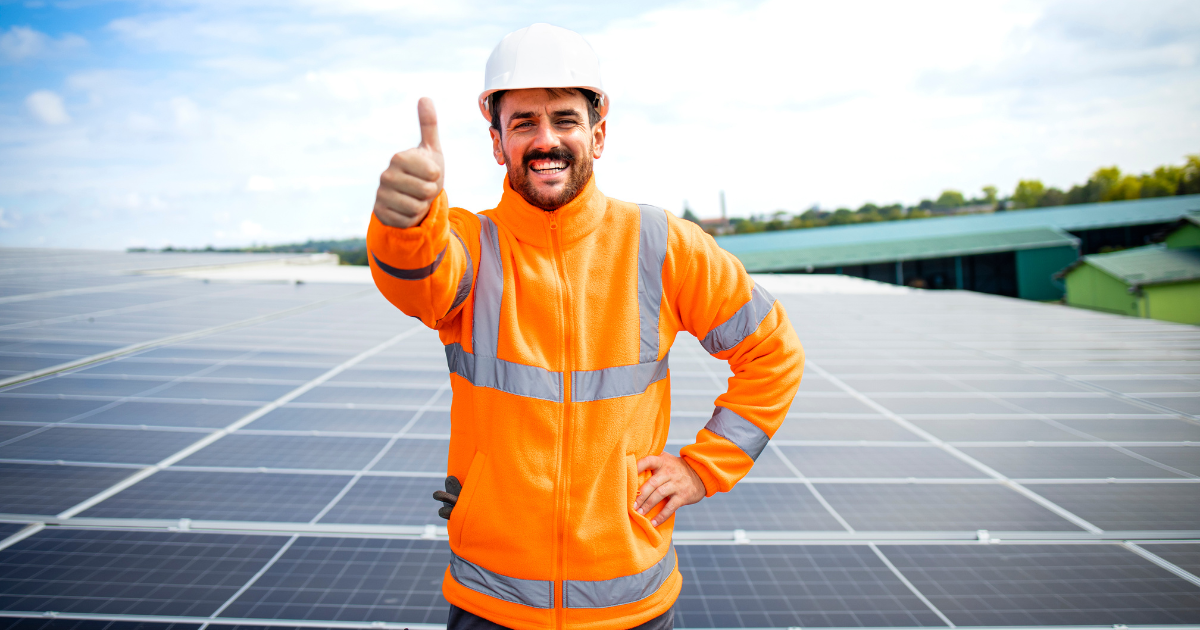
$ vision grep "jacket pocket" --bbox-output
[626,453,664,546]
[449,450,487,549]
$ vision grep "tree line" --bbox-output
[695,153,1200,235]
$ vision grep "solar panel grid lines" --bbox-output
[799,359,1108,535]
[4,253,1200,628]
[53,325,427,521]
[0,287,377,390]
[0,285,259,333]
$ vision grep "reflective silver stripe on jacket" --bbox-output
[563,544,675,609]
[446,343,563,402]
[371,246,445,280]
[473,216,504,357]
[450,551,553,609]
[637,205,668,364]
[700,284,777,355]
[704,406,769,460]
[572,354,670,402]
[448,229,474,314]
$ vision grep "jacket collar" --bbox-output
[492,174,607,248]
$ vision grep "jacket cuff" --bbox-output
[682,454,722,498]
[367,190,449,270]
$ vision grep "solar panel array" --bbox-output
[1,247,1198,629]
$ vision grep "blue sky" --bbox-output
[2,0,1198,249]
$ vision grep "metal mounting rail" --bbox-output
[0,514,1197,544]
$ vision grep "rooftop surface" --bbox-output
[714,194,1200,259]
[1066,245,1200,288]
[0,248,1198,629]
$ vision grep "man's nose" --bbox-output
[530,119,560,151]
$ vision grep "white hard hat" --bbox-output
[479,23,608,123]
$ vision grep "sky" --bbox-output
[1,0,1198,250]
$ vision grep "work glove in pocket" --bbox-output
[433,476,461,520]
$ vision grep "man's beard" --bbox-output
[506,145,593,211]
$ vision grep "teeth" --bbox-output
[532,160,567,171]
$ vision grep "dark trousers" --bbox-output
[447,603,675,630]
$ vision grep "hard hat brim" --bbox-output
[478,86,609,124]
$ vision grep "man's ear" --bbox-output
[591,120,606,159]
[490,127,505,165]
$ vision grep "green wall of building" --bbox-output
[1143,281,1200,325]
[1016,245,1079,301]
[1165,223,1200,249]
[1063,264,1139,316]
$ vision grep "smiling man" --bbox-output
[367,23,803,630]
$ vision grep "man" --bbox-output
[368,23,803,630]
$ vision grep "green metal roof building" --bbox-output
[1057,214,1200,324]
[715,194,1200,301]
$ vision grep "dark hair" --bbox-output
[489,88,602,133]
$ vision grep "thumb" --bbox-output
[417,97,442,154]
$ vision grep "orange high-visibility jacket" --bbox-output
[368,175,803,630]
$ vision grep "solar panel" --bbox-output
[0,427,203,465]
[249,407,415,433]
[177,434,388,470]
[0,463,136,516]
[1031,483,1200,531]
[69,401,253,429]
[316,476,441,526]
[878,544,1200,626]
[772,417,923,441]
[1127,446,1200,475]
[79,471,350,522]
[0,618,200,630]
[675,483,846,531]
[907,417,1083,442]
[291,385,444,406]
[215,537,451,624]
[958,445,1187,479]
[1140,543,1200,577]
[0,424,39,443]
[779,445,987,479]
[676,544,945,628]
[1059,418,1200,442]
[142,382,295,403]
[2,251,1199,629]
[0,529,289,617]
[371,439,449,472]
[814,483,1081,531]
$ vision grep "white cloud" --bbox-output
[0,208,12,229]
[1,25,85,62]
[170,96,201,128]
[246,176,276,192]
[25,90,70,125]
[239,219,264,237]
[1,26,44,60]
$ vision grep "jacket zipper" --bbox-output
[548,212,573,628]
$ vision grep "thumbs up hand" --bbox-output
[374,97,445,228]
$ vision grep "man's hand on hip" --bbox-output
[634,453,706,527]
[374,97,445,228]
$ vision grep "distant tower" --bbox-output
[719,190,727,220]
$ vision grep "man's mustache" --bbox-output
[522,147,575,169]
